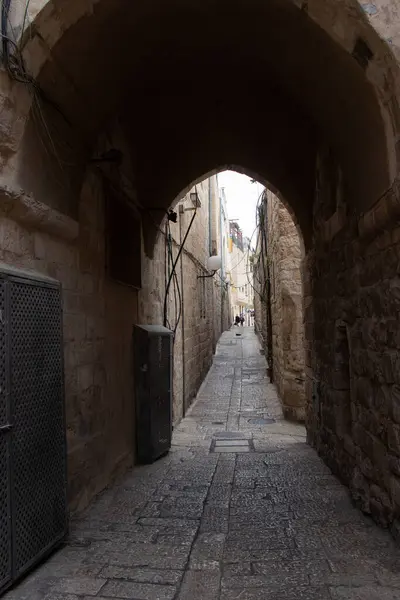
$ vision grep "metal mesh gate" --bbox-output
[0,267,67,594]
[0,281,11,591]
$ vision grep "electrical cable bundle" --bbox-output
[165,220,182,335]
[246,188,269,301]
[163,189,198,332]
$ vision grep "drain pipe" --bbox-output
[218,178,225,333]
[208,178,213,256]
[263,194,274,382]
[179,211,186,418]
[209,178,216,353]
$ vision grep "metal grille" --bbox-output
[0,281,11,589]
[0,282,7,425]
[10,281,66,576]
[134,325,173,464]
[150,335,172,454]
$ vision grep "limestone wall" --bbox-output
[140,178,230,421]
[0,167,229,512]
[254,143,400,534]
[0,171,137,511]
[254,192,305,421]
[306,148,400,532]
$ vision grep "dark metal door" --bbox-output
[0,268,67,596]
[0,281,11,591]
[10,280,67,579]
[134,325,173,464]
[150,335,172,457]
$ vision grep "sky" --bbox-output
[217,170,264,245]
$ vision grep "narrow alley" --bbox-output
[5,328,400,600]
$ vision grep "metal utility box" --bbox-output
[133,325,174,464]
[0,264,67,596]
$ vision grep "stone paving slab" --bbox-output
[99,580,177,599]
[5,328,400,600]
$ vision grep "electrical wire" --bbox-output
[1,0,72,125]
[229,223,259,296]
[1,3,36,85]
[20,0,32,47]
[163,187,198,329]
[244,189,269,301]
[166,220,183,335]
[228,223,258,278]
[0,0,77,202]
[246,187,274,376]
[227,187,265,283]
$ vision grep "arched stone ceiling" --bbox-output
[8,0,400,246]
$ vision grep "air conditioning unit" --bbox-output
[133,325,174,464]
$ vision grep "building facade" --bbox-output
[226,220,254,325]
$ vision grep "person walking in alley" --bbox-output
[235,315,241,326]
[240,314,244,326]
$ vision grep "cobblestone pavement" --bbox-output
[5,328,400,600]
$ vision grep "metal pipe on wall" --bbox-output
[218,177,224,334]
[179,212,186,418]
[208,178,212,256]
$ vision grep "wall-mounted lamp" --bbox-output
[198,255,222,279]
[190,192,201,208]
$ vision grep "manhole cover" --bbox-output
[248,417,275,425]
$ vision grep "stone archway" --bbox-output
[1,0,399,227]
[0,0,400,529]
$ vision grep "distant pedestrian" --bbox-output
[240,315,244,327]
[235,315,241,326]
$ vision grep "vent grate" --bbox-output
[11,282,66,576]
[210,432,254,453]
[0,280,11,589]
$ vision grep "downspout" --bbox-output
[208,178,213,256]
[179,212,186,418]
[209,178,216,353]
[264,195,274,381]
[219,179,224,333]
[266,263,274,382]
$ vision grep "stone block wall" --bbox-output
[0,167,229,512]
[254,144,400,536]
[306,147,400,533]
[140,178,230,422]
[255,192,306,421]
[0,171,137,511]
